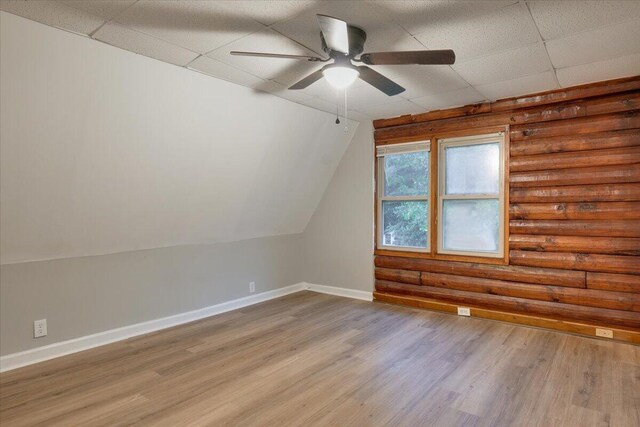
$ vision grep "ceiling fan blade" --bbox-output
[230,51,325,61]
[360,50,456,65]
[357,66,405,96]
[289,68,325,90]
[317,14,349,54]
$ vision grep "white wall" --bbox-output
[302,122,375,292]
[0,12,357,265]
[0,235,303,355]
[0,12,362,356]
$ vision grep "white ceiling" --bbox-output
[1,0,640,120]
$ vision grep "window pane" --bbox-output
[445,143,499,195]
[443,199,500,252]
[384,151,429,196]
[382,201,428,248]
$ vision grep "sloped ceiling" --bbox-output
[1,0,639,121]
[0,12,357,264]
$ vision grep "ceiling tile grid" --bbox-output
[546,19,640,69]
[0,0,107,35]
[94,22,199,66]
[475,70,559,101]
[412,3,539,63]
[1,0,639,121]
[410,86,487,111]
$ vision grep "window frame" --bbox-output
[436,133,506,258]
[376,140,431,253]
[374,126,509,265]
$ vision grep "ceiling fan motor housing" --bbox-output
[321,25,367,57]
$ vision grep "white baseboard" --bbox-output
[0,282,372,373]
[303,282,374,301]
[0,283,304,373]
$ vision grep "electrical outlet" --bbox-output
[249,282,255,293]
[34,319,47,338]
[595,328,613,339]
[457,307,471,317]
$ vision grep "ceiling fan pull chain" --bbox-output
[344,89,349,133]
[335,89,341,124]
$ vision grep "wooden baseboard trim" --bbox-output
[373,291,640,345]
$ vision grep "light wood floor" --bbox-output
[1,291,638,426]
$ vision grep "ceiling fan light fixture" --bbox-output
[322,65,359,89]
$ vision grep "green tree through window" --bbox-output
[382,151,429,248]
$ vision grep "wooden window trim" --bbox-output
[374,125,510,265]
[376,141,431,253]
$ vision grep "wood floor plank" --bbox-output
[0,291,637,426]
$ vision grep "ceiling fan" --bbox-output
[230,15,455,96]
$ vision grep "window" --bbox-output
[377,141,430,252]
[376,131,506,261]
[438,133,505,258]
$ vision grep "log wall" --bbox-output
[373,76,640,333]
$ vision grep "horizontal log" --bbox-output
[374,291,640,343]
[375,111,509,144]
[419,272,640,312]
[510,147,640,172]
[375,267,421,285]
[375,90,640,140]
[510,183,640,203]
[510,164,640,188]
[509,250,640,275]
[374,78,640,129]
[510,219,640,237]
[512,91,640,125]
[510,129,640,157]
[509,202,640,220]
[374,255,584,288]
[509,235,640,255]
[375,280,640,329]
[373,103,491,129]
[587,272,640,294]
[491,76,640,112]
[374,102,588,144]
[513,103,585,123]
[510,111,640,141]
[586,91,640,116]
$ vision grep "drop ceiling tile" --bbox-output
[206,28,320,82]
[114,0,265,54]
[0,0,105,35]
[371,0,517,36]
[475,71,558,101]
[411,87,486,111]
[60,0,136,20]
[272,1,412,55]
[188,56,266,89]
[371,65,470,99]
[528,0,640,41]
[376,33,429,52]
[357,99,425,120]
[345,110,373,123]
[93,22,199,67]
[256,80,315,103]
[210,1,316,26]
[556,53,640,87]
[452,43,550,86]
[413,3,538,63]
[298,97,338,114]
[546,20,640,69]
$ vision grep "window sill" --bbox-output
[374,248,509,265]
